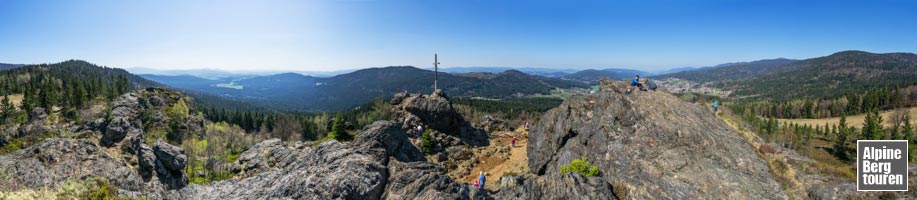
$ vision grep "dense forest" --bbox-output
[726,51,917,100]
[146,66,588,111]
[0,60,158,123]
[732,84,917,119]
[735,106,915,162]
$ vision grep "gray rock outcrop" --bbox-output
[522,80,786,199]
[183,121,481,200]
[391,90,489,148]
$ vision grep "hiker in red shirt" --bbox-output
[511,136,517,148]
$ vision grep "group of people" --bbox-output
[627,75,656,94]
[403,115,425,137]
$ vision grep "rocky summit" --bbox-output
[0,83,792,199]
[520,79,786,199]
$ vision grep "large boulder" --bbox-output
[392,91,489,147]
[397,90,465,134]
[101,93,144,147]
[153,139,187,172]
[0,139,146,192]
[181,121,480,200]
[525,79,786,199]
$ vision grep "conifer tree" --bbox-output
[861,110,885,140]
[901,114,914,161]
[834,112,850,160]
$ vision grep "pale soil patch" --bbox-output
[456,126,530,191]
[778,107,917,128]
[0,94,24,108]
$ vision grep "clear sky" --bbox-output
[1,0,916,71]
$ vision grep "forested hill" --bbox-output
[727,51,917,100]
[147,66,588,111]
[0,60,161,120]
[562,68,649,83]
[653,58,798,83]
[0,63,24,71]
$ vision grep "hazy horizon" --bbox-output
[2,0,916,72]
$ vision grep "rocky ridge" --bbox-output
[512,79,786,199]
[1,83,804,199]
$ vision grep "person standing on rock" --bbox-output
[511,136,517,148]
[713,101,719,113]
[478,171,486,190]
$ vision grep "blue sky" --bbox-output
[1,0,915,71]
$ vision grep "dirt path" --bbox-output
[457,127,530,190]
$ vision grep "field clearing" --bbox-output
[213,82,244,89]
[778,107,917,128]
[0,94,23,107]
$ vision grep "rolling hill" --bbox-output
[0,63,25,71]
[562,68,649,84]
[653,58,799,83]
[727,51,917,100]
[146,66,588,111]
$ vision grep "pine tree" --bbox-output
[902,114,914,161]
[21,88,34,112]
[824,123,830,136]
[329,114,349,141]
[861,110,885,140]
[890,119,900,140]
[834,112,850,160]
[0,94,11,122]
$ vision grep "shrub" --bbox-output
[559,156,600,177]
[421,129,434,154]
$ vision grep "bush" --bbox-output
[559,156,600,177]
[421,129,434,154]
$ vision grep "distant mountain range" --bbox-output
[436,67,580,77]
[126,67,356,79]
[561,68,651,84]
[0,63,25,71]
[653,58,799,83]
[650,50,917,101]
[12,50,912,110]
[143,67,588,111]
[726,51,917,100]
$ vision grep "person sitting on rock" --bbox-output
[627,75,640,94]
[638,77,649,91]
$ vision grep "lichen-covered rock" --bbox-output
[0,139,146,191]
[101,93,143,147]
[153,139,186,172]
[525,79,786,199]
[383,160,473,200]
[391,91,489,148]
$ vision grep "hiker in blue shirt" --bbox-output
[627,75,640,94]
